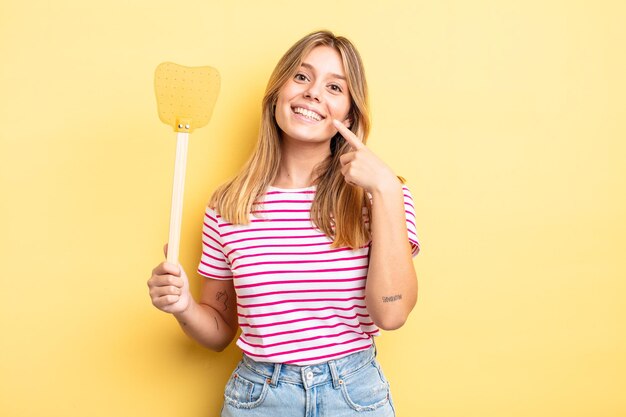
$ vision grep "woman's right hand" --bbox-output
[147,244,191,315]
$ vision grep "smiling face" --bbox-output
[274,45,352,145]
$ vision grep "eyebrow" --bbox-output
[301,62,346,81]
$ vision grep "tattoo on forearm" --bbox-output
[382,294,402,303]
[216,290,229,311]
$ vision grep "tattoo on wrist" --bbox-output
[216,291,228,311]
[382,294,402,303]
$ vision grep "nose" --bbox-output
[304,81,322,102]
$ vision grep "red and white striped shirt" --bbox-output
[197,185,420,365]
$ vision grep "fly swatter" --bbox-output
[154,62,220,265]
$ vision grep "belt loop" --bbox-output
[328,360,341,389]
[270,363,282,387]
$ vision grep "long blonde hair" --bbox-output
[210,30,371,249]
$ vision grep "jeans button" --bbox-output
[306,371,313,380]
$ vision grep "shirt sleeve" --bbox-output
[197,206,234,280]
[402,185,421,257]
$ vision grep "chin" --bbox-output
[287,126,334,142]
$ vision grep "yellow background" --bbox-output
[1,0,624,416]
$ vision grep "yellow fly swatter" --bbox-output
[154,62,220,264]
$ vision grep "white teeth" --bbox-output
[293,107,322,121]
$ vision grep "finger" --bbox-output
[341,170,356,186]
[152,262,171,277]
[153,294,180,308]
[150,284,182,298]
[332,119,364,150]
[148,275,184,297]
[150,273,184,288]
[339,152,356,166]
[340,163,355,181]
[160,261,181,276]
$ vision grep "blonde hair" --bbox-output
[210,30,371,249]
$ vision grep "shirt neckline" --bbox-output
[267,185,317,192]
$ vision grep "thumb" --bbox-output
[178,263,188,279]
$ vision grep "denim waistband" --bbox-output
[241,343,377,390]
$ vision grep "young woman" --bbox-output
[148,30,420,417]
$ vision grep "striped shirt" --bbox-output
[197,185,420,365]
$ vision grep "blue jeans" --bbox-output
[220,344,396,417]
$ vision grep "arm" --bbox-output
[365,181,418,330]
[173,275,238,351]
[334,120,418,330]
[148,247,238,351]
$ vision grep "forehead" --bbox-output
[300,45,346,78]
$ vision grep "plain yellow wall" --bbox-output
[1,0,625,416]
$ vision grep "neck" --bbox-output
[273,137,330,189]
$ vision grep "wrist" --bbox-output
[173,298,196,322]
[370,176,403,196]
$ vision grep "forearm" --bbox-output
[365,181,418,330]
[173,299,237,351]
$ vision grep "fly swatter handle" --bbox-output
[167,132,189,265]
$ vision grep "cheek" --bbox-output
[274,98,295,133]
[274,105,288,130]
[330,99,351,119]
[277,82,299,103]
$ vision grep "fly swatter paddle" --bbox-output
[154,62,220,265]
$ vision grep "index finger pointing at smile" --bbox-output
[332,119,364,150]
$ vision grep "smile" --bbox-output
[292,106,324,122]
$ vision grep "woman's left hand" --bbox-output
[333,119,399,193]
